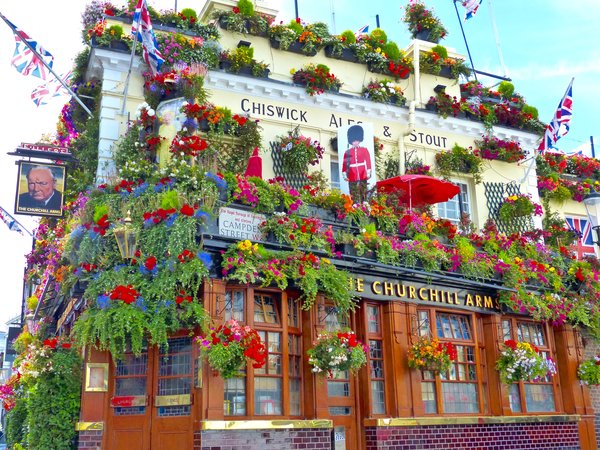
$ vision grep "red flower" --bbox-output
[144,256,157,271]
[43,338,58,349]
[180,204,195,216]
[232,6,240,13]
[504,340,518,350]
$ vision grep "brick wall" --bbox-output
[583,331,600,449]
[77,430,103,449]
[365,422,580,450]
[198,428,332,450]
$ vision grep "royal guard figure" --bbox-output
[342,124,372,202]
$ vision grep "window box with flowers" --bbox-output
[498,194,543,221]
[426,90,461,119]
[403,0,447,43]
[323,30,361,63]
[578,355,600,386]
[197,319,267,378]
[496,340,557,384]
[407,336,457,373]
[362,79,407,106]
[218,46,270,78]
[268,19,328,56]
[212,0,272,36]
[292,64,342,96]
[435,144,484,184]
[474,135,527,163]
[307,330,368,377]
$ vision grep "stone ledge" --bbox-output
[364,414,581,427]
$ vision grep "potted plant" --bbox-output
[268,19,328,56]
[498,194,543,221]
[407,336,457,372]
[496,340,557,384]
[435,144,484,184]
[474,135,527,163]
[212,0,271,36]
[362,79,407,105]
[307,330,368,377]
[292,63,342,95]
[403,0,448,43]
[219,47,270,78]
[419,45,446,76]
[426,90,461,119]
[323,30,359,62]
[197,319,267,378]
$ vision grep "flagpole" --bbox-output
[120,28,140,115]
[452,0,478,81]
[0,12,93,118]
[486,0,509,78]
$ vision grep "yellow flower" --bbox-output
[322,258,331,264]
[514,257,522,264]
[289,68,296,75]
[238,240,252,252]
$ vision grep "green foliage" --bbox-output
[287,18,303,34]
[498,81,515,98]
[180,7,197,20]
[27,349,81,450]
[431,44,448,59]
[161,190,181,210]
[6,397,28,449]
[522,104,539,119]
[435,144,484,184]
[340,29,356,44]
[107,24,124,39]
[383,41,401,61]
[578,357,600,385]
[93,204,109,223]
[237,0,255,16]
[369,28,387,44]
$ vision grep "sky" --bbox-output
[0,0,598,330]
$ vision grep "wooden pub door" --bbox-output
[106,336,195,449]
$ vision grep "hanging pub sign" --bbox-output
[8,142,77,162]
[14,161,66,218]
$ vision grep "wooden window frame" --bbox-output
[416,307,486,415]
[222,286,303,418]
[364,302,387,416]
[501,317,561,414]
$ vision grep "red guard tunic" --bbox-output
[342,146,372,182]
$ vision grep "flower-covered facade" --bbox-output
[6,1,600,449]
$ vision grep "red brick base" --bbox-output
[77,430,103,449]
[365,422,581,450]
[197,428,332,450]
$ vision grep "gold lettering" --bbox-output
[372,281,382,295]
[429,289,438,302]
[453,292,460,305]
[408,286,416,299]
[348,277,354,291]
[384,282,394,296]
[475,295,482,307]
[355,278,364,292]
[395,284,406,297]
[484,296,493,309]
[418,287,428,301]
[465,294,474,306]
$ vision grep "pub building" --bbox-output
[13,1,600,449]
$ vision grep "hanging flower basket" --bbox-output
[307,330,368,377]
[578,355,600,386]
[407,336,457,373]
[197,319,267,379]
[498,194,543,221]
[496,340,556,384]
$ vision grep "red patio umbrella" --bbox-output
[376,175,460,208]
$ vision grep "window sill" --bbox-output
[364,414,580,427]
[201,419,333,430]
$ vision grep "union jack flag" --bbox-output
[538,79,574,152]
[354,25,369,38]
[132,0,163,75]
[565,215,596,259]
[462,0,483,20]
[0,206,24,235]
[3,15,54,80]
[31,71,72,106]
